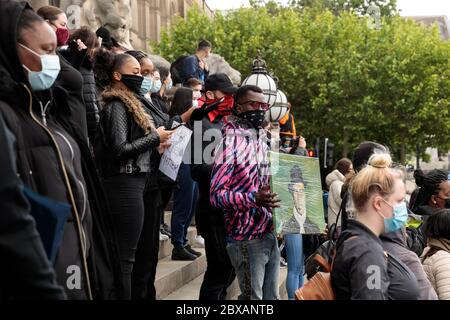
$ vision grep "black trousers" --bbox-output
[102,174,147,300]
[160,186,173,226]
[131,183,162,300]
[196,196,236,300]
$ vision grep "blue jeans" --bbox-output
[171,163,199,248]
[226,232,280,300]
[284,233,304,300]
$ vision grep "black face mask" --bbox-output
[444,198,450,209]
[238,110,266,128]
[121,74,144,94]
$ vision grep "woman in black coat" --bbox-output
[0,112,65,300]
[36,5,89,141]
[331,153,420,300]
[93,49,173,300]
[65,27,101,143]
[0,1,122,300]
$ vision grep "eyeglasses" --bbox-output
[239,101,270,111]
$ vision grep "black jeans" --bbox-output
[131,181,162,300]
[102,174,147,300]
[160,186,173,226]
[196,196,236,300]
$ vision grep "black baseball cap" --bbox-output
[204,73,237,94]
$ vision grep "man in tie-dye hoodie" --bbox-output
[210,85,281,300]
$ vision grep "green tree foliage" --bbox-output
[152,4,450,162]
[288,0,397,16]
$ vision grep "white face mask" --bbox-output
[19,43,60,91]
[192,99,199,108]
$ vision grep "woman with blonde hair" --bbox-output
[331,153,420,299]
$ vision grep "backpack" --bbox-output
[297,195,348,300]
[406,226,426,257]
[296,232,357,300]
[170,55,188,85]
[303,192,348,280]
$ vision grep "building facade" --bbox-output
[26,0,214,50]
[130,0,213,50]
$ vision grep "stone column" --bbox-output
[149,0,161,44]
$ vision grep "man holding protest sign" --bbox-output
[210,85,281,300]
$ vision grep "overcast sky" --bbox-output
[205,0,450,18]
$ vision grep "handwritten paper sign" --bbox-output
[159,125,193,181]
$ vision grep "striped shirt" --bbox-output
[210,117,273,241]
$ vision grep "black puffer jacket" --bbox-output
[54,52,89,141]
[95,88,160,177]
[0,112,65,300]
[62,47,99,142]
[80,66,99,141]
[0,1,123,300]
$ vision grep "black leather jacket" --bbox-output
[95,98,160,177]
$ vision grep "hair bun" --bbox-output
[414,169,425,187]
[368,153,392,169]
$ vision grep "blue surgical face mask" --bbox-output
[380,199,408,233]
[192,99,199,108]
[141,76,153,95]
[151,79,162,93]
[19,43,60,91]
[166,79,173,90]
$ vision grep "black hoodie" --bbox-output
[0,110,65,300]
[0,0,123,300]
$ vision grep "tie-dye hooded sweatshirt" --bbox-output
[210,117,273,241]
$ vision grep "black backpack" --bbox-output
[170,55,188,85]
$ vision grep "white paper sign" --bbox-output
[159,125,193,181]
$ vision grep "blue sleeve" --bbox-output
[181,56,198,80]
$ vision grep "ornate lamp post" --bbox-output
[242,56,293,152]
[241,56,278,107]
[268,89,289,122]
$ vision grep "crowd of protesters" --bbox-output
[1,0,449,301]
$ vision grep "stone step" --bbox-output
[163,265,289,300]
[155,248,207,300]
[163,211,172,225]
[158,226,202,260]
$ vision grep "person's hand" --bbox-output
[299,136,306,149]
[255,191,281,208]
[157,141,171,154]
[203,60,209,72]
[156,126,173,143]
[76,39,88,51]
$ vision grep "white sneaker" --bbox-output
[159,232,169,241]
[280,257,288,268]
[194,235,205,248]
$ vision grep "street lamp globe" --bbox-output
[241,56,278,108]
[267,89,289,122]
